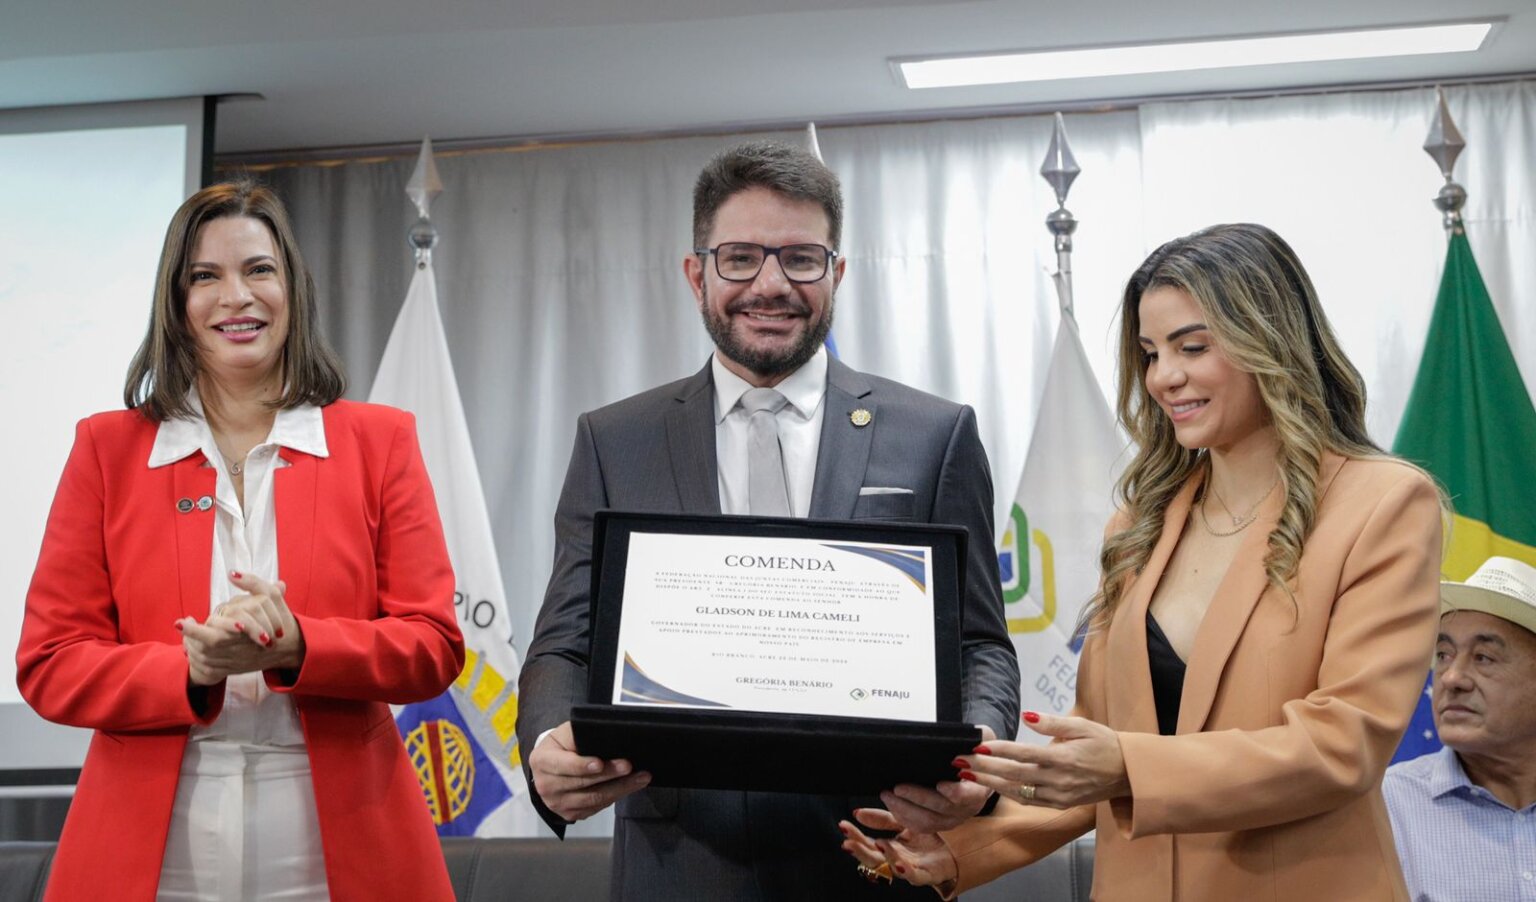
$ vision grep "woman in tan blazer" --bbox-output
[842,223,1444,900]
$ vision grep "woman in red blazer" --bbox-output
[17,181,464,901]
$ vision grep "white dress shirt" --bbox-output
[712,347,828,517]
[147,391,331,901]
[534,351,830,766]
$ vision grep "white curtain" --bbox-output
[255,79,1536,668]
[1138,80,1536,444]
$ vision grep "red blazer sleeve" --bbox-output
[17,418,219,731]
[270,410,464,702]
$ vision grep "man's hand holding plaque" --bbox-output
[530,721,652,823]
[879,724,998,831]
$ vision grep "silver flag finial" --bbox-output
[1040,113,1080,321]
[406,136,442,268]
[805,122,825,164]
[1040,112,1080,208]
[406,136,443,219]
[1423,88,1467,232]
[1423,88,1465,180]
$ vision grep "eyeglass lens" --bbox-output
[714,243,829,282]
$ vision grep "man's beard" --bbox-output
[699,285,834,378]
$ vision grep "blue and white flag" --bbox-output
[371,260,532,835]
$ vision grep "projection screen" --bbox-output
[0,96,207,772]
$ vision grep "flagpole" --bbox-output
[999,109,1122,730]
[1040,112,1081,322]
[804,121,824,164]
[410,216,438,269]
[1423,87,1467,236]
[407,135,444,268]
[376,137,543,835]
[804,122,841,359]
[1393,86,1472,765]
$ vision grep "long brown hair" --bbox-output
[1081,223,1389,633]
[124,179,345,420]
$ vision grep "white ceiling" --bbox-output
[3,0,1534,156]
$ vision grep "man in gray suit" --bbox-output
[517,141,1020,900]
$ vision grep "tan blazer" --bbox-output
[943,454,1442,901]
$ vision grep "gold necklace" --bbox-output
[1208,481,1248,527]
[1199,475,1279,537]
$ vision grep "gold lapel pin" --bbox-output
[849,408,872,428]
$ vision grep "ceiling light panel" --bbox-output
[896,22,1495,89]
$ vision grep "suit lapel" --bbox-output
[275,450,319,616]
[665,362,721,514]
[808,358,875,519]
[1177,469,1291,733]
[1105,477,1201,733]
[172,455,218,620]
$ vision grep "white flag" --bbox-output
[999,302,1124,737]
[371,263,536,835]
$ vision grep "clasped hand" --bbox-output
[178,571,305,686]
[871,723,997,833]
[839,713,1131,889]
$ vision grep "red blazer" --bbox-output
[17,401,465,902]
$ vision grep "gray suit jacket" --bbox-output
[517,357,1020,901]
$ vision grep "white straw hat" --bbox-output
[1441,556,1536,636]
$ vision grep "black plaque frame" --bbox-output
[571,510,980,795]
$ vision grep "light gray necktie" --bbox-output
[741,387,792,517]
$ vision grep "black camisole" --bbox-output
[1145,611,1186,736]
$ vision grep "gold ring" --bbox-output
[857,862,893,884]
[1016,783,1037,802]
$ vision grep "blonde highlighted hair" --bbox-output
[1081,223,1391,633]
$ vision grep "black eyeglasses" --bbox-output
[694,242,837,284]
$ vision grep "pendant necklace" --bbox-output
[1200,474,1279,537]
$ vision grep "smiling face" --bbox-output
[684,186,844,387]
[1433,610,1536,757]
[1137,285,1269,454]
[184,215,290,388]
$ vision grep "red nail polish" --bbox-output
[894,864,906,875]
[230,570,242,579]
[173,621,185,632]
[275,628,284,639]
[1023,711,1041,724]
[973,744,992,755]
[958,770,977,782]
[951,757,968,769]
[233,621,245,633]
[259,633,271,645]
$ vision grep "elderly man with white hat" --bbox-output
[1383,555,1536,902]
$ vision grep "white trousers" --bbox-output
[157,742,328,901]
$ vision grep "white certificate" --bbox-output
[611,532,937,721]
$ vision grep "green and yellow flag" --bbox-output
[1391,229,1536,761]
